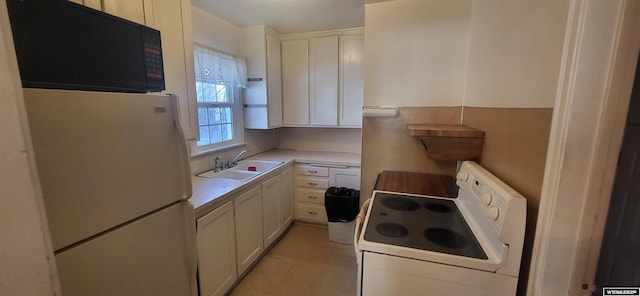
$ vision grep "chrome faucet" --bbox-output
[214,156,224,172]
[229,150,247,167]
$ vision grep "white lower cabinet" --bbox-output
[234,186,264,275]
[329,167,361,190]
[262,175,281,248]
[195,163,341,295]
[196,201,237,296]
[293,164,361,224]
[280,167,294,227]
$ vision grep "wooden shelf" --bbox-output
[407,124,485,160]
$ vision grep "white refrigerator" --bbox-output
[23,88,198,296]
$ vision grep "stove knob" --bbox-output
[489,207,500,220]
[481,193,492,205]
[456,172,469,181]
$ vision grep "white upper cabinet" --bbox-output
[280,29,364,128]
[102,0,151,25]
[69,0,102,10]
[339,35,364,127]
[243,26,283,129]
[147,0,198,141]
[282,39,310,126]
[309,36,339,126]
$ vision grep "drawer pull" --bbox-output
[308,182,318,186]
[308,211,318,215]
[308,196,318,200]
[308,170,318,174]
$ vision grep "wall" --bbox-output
[274,128,362,154]
[0,2,58,294]
[189,7,275,174]
[363,0,471,107]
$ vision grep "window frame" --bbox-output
[190,82,245,156]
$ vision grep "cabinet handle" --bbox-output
[308,182,318,186]
[308,170,318,174]
[308,211,317,215]
[308,196,318,200]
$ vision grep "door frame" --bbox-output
[528,1,640,295]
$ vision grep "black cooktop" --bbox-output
[363,192,488,260]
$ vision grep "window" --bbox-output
[191,45,247,155]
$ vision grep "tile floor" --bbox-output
[229,224,357,296]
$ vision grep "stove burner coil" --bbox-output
[424,202,452,213]
[424,228,470,249]
[380,196,420,211]
[376,222,409,238]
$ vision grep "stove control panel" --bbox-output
[456,161,526,238]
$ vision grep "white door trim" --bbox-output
[528,1,640,295]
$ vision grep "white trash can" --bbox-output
[328,220,356,245]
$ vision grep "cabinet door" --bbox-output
[262,175,281,248]
[149,0,198,141]
[309,36,339,126]
[339,35,364,127]
[102,0,148,25]
[330,167,361,190]
[68,0,102,10]
[243,27,282,129]
[282,39,310,126]
[197,201,236,296]
[234,186,263,275]
[266,33,283,128]
[280,167,294,227]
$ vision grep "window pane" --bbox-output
[222,123,233,141]
[210,124,222,143]
[207,107,219,124]
[216,84,227,102]
[197,126,210,146]
[198,107,208,125]
[222,107,232,123]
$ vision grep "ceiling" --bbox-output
[191,0,366,34]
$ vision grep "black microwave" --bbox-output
[6,0,165,93]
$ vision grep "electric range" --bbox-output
[355,161,527,296]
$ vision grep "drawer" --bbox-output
[295,165,329,177]
[296,176,329,189]
[295,204,327,222]
[295,188,326,205]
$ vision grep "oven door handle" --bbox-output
[353,198,371,263]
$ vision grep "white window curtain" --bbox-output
[193,45,247,88]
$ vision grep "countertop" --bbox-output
[189,149,361,218]
[374,171,458,197]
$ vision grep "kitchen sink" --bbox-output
[197,169,259,181]
[196,159,283,181]
[233,160,284,173]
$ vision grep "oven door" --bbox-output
[360,251,518,296]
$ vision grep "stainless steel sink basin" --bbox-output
[197,169,259,181]
[233,160,283,173]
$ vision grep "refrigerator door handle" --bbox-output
[169,93,193,200]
